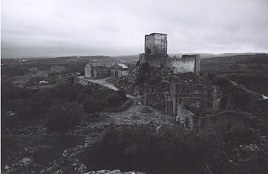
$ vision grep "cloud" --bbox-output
[1,0,268,58]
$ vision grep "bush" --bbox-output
[207,72,216,80]
[233,90,250,110]
[17,106,39,121]
[39,97,51,109]
[135,73,148,85]
[82,124,215,173]
[83,97,103,118]
[46,102,81,134]
[2,84,31,100]
[1,111,18,129]
[213,77,229,87]
[54,88,66,99]
[106,93,121,107]
[223,127,259,145]
[117,89,127,101]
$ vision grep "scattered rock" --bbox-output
[20,157,33,166]
[140,107,153,113]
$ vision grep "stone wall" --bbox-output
[172,55,201,75]
[173,59,195,73]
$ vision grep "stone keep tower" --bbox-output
[140,33,169,67]
[145,33,167,54]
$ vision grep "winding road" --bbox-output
[77,76,138,99]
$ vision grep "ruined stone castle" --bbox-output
[134,33,254,132]
[139,33,200,75]
[135,33,209,130]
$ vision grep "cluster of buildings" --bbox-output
[84,62,129,79]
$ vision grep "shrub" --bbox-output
[106,93,121,107]
[1,111,18,129]
[17,106,39,121]
[117,89,127,101]
[82,124,214,173]
[54,88,66,99]
[223,127,259,145]
[83,97,103,118]
[46,102,81,134]
[233,90,250,110]
[39,97,51,109]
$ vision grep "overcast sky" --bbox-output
[1,0,268,58]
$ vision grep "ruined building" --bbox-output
[134,72,208,129]
[133,33,255,132]
[134,33,210,130]
[172,54,201,76]
[138,33,200,75]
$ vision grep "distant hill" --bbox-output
[113,55,139,62]
[200,53,268,96]
[201,53,268,75]
[112,53,263,61]
[169,53,260,59]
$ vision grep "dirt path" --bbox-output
[79,76,138,99]
[83,77,119,91]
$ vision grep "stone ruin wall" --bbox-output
[172,55,200,75]
[172,59,196,73]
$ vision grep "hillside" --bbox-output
[201,53,268,75]
[201,53,268,95]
